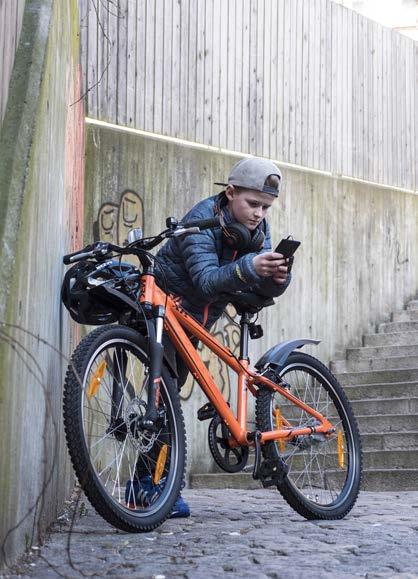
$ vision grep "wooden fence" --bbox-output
[78,0,417,190]
[0,0,26,125]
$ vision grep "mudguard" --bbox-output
[254,339,321,371]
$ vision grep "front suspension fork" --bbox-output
[140,306,165,430]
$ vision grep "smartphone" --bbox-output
[274,237,301,258]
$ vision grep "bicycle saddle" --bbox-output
[229,292,275,315]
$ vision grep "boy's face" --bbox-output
[225,186,276,231]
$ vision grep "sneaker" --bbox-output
[125,476,190,517]
[170,495,190,518]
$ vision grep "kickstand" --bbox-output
[252,431,262,480]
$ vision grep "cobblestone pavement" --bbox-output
[4,489,418,578]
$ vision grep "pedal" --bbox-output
[258,457,289,488]
[197,402,217,421]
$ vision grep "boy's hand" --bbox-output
[253,252,289,284]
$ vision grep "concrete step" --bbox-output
[346,344,418,361]
[190,469,418,492]
[336,367,418,385]
[362,431,418,451]
[331,355,418,373]
[363,448,418,469]
[392,310,418,322]
[349,397,418,415]
[379,321,418,333]
[343,380,418,400]
[356,413,418,433]
[407,300,418,311]
[361,469,418,491]
[363,330,418,347]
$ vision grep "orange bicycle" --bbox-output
[61,217,362,532]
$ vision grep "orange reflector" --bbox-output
[274,407,286,454]
[153,444,168,485]
[87,360,107,400]
[337,429,345,469]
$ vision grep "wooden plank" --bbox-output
[87,0,98,118]
[135,0,147,129]
[300,0,310,168]
[217,0,228,147]
[248,0,257,154]
[179,0,190,138]
[171,0,181,137]
[153,0,164,133]
[188,0,198,142]
[324,0,332,172]
[227,0,237,150]
[275,0,285,161]
[376,23,383,183]
[293,0,303,165]
[125,0,137,126]
[287,0,297,163]
[203,0,213,145]
[162,0,173,134]
[315,0,324,170]
[341,5,349,177]
[194,0,205,144]
[390,31,398,186]
[233,0,242,151]
[346,6,353,178]
[144,0,156,132]
[262,0,272,157]
[383,28,392,186]
[116,0,128,125]
[241,0,251,153]
[282,0,290,162]
[267,0,277,159]
[330,1,338,173]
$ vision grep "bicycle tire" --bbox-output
[256,352,362,520]
[63,324,186,532]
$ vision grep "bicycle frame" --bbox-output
[141,273,335,448]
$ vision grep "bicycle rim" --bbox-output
[80,338,179,518]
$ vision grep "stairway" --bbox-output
[330,298,418,491]
[190,297,418,492]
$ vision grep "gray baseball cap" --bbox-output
[215,157,282,197]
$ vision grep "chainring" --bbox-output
[208,415,249,473]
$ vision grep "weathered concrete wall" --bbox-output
[84,124,418,474]
[0,0,84,568]
[0,0,26,126]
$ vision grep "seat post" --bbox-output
[239,312,251,360]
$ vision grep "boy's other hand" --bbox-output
[253,252,289,283]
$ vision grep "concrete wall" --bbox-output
[0,0,84,567]
[0,0,26,126]
[85,123,418,474]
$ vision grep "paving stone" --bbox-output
[4,489,418,578]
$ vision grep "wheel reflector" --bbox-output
[274,407,286,453]
[153,444,168,484]
[87,360,107,399]
[337,429,345,469]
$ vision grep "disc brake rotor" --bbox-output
[124,398,157,452]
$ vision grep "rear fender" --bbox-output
[254,339,321,371]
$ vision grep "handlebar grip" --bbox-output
[184,216,220,230]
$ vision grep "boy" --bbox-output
[129,157,292,517]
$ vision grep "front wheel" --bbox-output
[63,325,186,532]
[256,352,362,520]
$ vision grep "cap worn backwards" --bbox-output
[215,157,282,197]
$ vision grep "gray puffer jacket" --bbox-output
[155,194,291,328]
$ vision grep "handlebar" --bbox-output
[62,216,221,265]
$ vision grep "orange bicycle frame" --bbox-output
[140,274,335,448]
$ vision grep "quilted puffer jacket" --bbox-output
[155,194,291,328]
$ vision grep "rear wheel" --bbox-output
[63,325,186,532]
[256,352,362,520]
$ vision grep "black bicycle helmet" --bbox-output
[61,260,140,325]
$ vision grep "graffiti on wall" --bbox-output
[93,190,144,246]
[92,191,238,404]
